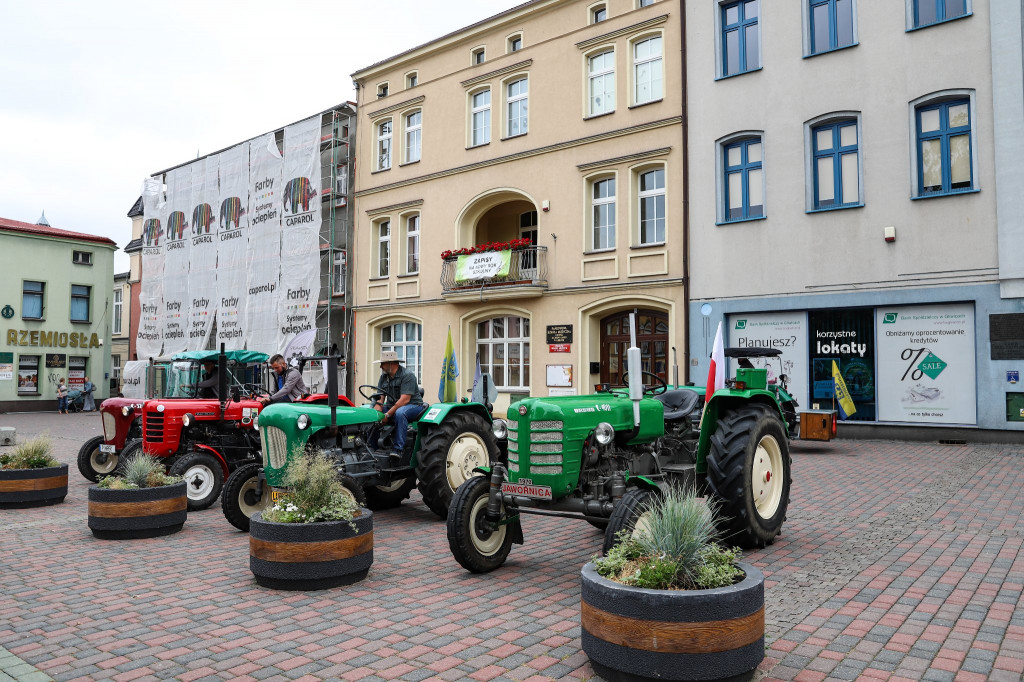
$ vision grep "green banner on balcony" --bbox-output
[455,250,512,282]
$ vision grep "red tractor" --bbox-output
[77,397,145,482]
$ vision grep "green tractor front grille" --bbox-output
[261,425,289,470]
[506,419,567,477]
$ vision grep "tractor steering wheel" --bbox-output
[621,371,668,396]
[358,384,397,404]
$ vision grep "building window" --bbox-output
[812,119,860,210]
[405,214,420,274]
[71,285,91,322]
[723,137,764,221]
[381,322,422,384]
[406,71,418,88]
[506,77,529,138]
[377,82,389,98]
[377,221,391,278]
[404,111,422,163]
[72,250,92,265]
[632,36,663,105]
[112,354,121,382]
[113,287,123,335]
[477,316,530,389]
[508,34,523,53]
[809,0,856,54]
[912,0,969,28]
[591,176,616,250]
[638,168,666,244]
[588,50,615,116]
[471,89,491,146]
[916,98,973,196]
[69,357,86,391]
[722,1,760,77]
[22,281,44,320]
[592,3,607,23]
[17,355,39,394]
[376,120,392,170]
[472,47,486,64]
[333,250,346,296]
[638,0,654,6]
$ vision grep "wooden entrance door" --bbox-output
[599,309,669,385]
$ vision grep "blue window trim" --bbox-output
[717,216,768,226]
[808,0,857,56]
[714,66,763,81]
[806,203,864,214]
[803,42,858,59]
[723,137,764,223]
[916,98,973,197]
[721,1,759,78]
[910,0,970,30]
[812,120,859,210]
[911,188,980,201]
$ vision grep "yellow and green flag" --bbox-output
[832,360,857,420]
[438,326,460,402]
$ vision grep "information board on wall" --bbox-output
[727,312,808,412]
[876,303,976,424]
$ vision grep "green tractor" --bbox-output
[446,313,798,573]
[220,356,501,531]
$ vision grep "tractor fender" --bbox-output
[624,474,659,492]
[416,401,492,428]
[193,443,230,478]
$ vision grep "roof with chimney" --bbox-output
[0,215,118,247]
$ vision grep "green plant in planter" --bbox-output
[594,486,743,591]
[0,435,59,470]
[97,452,181,489]
[262,451,361,526]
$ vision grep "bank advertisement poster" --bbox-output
[809,309,875,421]
[727,312,808,411]
[186,155,220,351]
[246,134,284,354]
[162,165,193,355]
[216,144,249,350]
[875,303,976,425]
[137,176,164,359]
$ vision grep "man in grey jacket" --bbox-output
[260,354,307,405]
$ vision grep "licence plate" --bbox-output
[99,444,116,454]
[501,481,553,500]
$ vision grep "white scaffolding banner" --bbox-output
[245,134,284,354]
[279,116,321,345]
[162,166,192,354]
[120,360,148,399]
[137,176,164,359]
[216,144,249,350]
[186,156,219,350]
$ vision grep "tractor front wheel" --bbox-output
[364,476,416,510]
[221,463,271,532]
[447,475,513,573]
[602,487,660,555]
[706,404,792,548]
[416,412,499,519]
[114,439,143,476]
[170,452,224,511]
[77,436,117,482]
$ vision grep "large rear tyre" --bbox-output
[447,476,513,573]
[221,463,270,532]
[415,412,499,519]
[77,435,116,482]
[338,473,368,507]
[602,487,659,555]
[707,403,792,548]
[363,476,416,510]
[113,439,143,476]
[169,452,224,511]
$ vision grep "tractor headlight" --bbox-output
[594,422,615,445]
[121,406,131,417]
[156,404,165,413]
[297,414,311,430]
[182,413,193,427]
[252,414,260,430]
[491,419,508,440]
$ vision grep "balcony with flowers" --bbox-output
[440,238,548,300]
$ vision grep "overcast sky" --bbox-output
[0,0,514,271]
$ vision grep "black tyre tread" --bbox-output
[170,451,224,511]
[706,403,792,549]
[415,412,499,520]
[602,487,658,555]
[114,439,143,476]
[339,473,368,507]
[76,435,106,482]
[220,463,264,532]
[446,476,513,573]
[363,476,416,510]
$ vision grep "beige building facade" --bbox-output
[352,0,687,414]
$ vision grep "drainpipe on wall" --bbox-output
[680,0,691,384]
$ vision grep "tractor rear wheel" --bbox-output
[416,412,499,519]
[170,452,224,511]
[706,403,792,548]
[114,439,143,476]
[77,436,117,482]
[447,475,513,573]
[602,487,660,554]
[338,473,368,507]
[363,476,416,510]
[221,463,271,532]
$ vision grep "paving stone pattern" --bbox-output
[1,413,1022,682]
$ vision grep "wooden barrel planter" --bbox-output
[0,464,68,508]
[87,481,187,539]
[581,561,765,682]
[249,509,373,590]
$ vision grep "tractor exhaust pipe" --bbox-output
[146,357,155,399]
[218,343,228,420]
[327,354,339,435]
[617,310,642,445]
[672,346,679,389]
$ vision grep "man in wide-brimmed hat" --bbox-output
[367,350,425,462]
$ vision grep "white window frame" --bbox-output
[589,1,608,23]
[803,111,864,211]
[332,250,346,296]
[476,315,531,390]
[470,87,492,147]
[586,48,616,117]
[376,119,392,171]
[631,33,664,106]
[507,33,523,53]
[405,71,418,88]
[715,130,767,224]
[471,46,486,65]
[404,213,420,275]
[112,287,123,335]
[112,354,121,380]
[908,88,979,199]
[637,0,655,7]
[504,75,529,139]
[635,164,667,245]
[404,110,422,164]
[376,220,391,278]
[376,81,389,98]
[587,172,618,251]
[381,321,423,384]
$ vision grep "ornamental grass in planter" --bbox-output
[0,436,67,508]
[582,486,765,682]
[88,453,186,539]
[249,451,373,591]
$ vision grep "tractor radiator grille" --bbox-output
[530,431,560,442]
[529,464,563,474]
[507,431,518,443]
[506,420,518,432]
[530,455,562,464]
[101,412,117,441]
[262,426,288,469]
[508,461,519,472]
[530,420,563,430]
[530,443,562,454]
[507,440,518,453]
[144,412,164,443]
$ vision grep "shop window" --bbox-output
[69,357,87,391]
[18,355,39,394]
[381,322,422,384]
[477,316,530,389]
[23,281,44,320]
[808,308,875,421]
[71,285,90,322]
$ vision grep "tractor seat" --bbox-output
[655,389,703,421]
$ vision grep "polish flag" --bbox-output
[705,321,726,403]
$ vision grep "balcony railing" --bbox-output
[441,246,548,296]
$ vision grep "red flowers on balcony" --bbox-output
[441,238,532,259]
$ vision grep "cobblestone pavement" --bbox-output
[1,411,1022,682]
